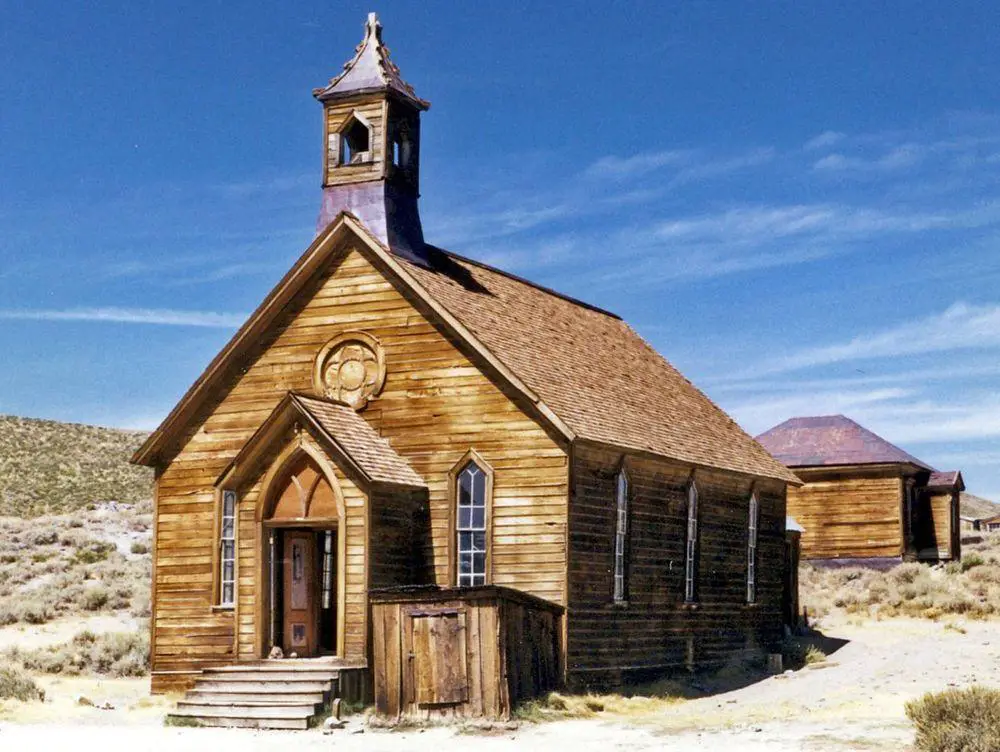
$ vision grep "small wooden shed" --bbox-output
[370,585,563,720]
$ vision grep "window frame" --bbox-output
[684,480,699,604]
[613,467,630,603]
[448,450,495,587]
[216,488,238,609]
[747,491,759,604]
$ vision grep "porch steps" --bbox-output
[166,662,343,730]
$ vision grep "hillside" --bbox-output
[0,415,152,518]
[961,492,1000,521]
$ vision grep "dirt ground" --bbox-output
[2,614,999,750]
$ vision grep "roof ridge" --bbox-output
[425,245,622,320]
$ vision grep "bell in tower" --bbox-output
[313,13,430,265]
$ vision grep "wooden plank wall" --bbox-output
[324,96,386,186]
[566,444,786,687]
[921,491,957,561]
[786,472,904,560]
[150,243,567,691]
[369,487,430,589]
[372,592,560,720]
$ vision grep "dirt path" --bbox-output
[2,615,998,750]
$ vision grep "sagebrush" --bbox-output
[0,415,150,518]
[801,537,1000,621]
[0,659,44,701]
[6,629,149,678]
[906,685,1000,752]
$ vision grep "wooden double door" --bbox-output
[272,528,338,657]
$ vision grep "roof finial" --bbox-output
[365,12,381,41]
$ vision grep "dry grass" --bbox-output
[0,415,151,518]
[514,677,690,723]
[801,537,1000,621]
[906,685,1000,751]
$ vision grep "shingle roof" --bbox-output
[134,215,799,485]
[755,415,933,470]
[292,394,425,487]
[402,247,799,484]
[927,470,963,490]
[313,13,429,110]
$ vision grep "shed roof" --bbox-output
[313,13,429,110]
[755,415,933,471]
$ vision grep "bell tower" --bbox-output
[313,13,430,265]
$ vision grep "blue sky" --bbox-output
[3,2,1000,498]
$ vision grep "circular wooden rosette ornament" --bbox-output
[313,331,386,409]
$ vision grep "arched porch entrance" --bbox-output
[257,446,347,659]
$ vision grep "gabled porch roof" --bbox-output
[218,391,425,491]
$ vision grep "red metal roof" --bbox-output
[755,415,933,470]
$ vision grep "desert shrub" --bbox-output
[0,660,44,701]
[32,530,59,546]
[961,553,985,572]
[130,590,151,618]
[81,585,110,611]
[906,686,1000,751]
[10,629,150,678]
[72,540,115,565]
[130,541,149,555]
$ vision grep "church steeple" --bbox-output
[313,13,430,265]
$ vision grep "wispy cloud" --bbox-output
[803,130,847,150]
[813,143,925,173]
[0,307,246,328]
[585,150,692,179]
[764,302,1000,375]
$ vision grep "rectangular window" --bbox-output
[747,493,759,604]
[219,489,237,606]
[684,482,698,603]
[457,462,488,586]
[613,470,629,603]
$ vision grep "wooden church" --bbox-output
[133,13,799,726]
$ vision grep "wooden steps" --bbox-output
[166,661,345,730]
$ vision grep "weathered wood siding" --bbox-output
[371,587,562,720]
[324,95,387,186]
[566,444,786,686]
[919,491,958,561]
[151,242,567,692]
[786,470,904,560]
[369,487,430,590]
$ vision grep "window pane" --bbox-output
[223,491,236,517]
[222,559,235,583]
[472,531,486,552]
[459,471,473,507]
[473,552,486,576]
[459,553,472,575]
[222,517,235,539]
[459,531,472,552]
[222,582,234,605]
[222,540,235,562]
[471,506,485,530]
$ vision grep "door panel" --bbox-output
[406,608,468,706]
[282,531,317,656]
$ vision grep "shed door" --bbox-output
[408,609,469,706]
